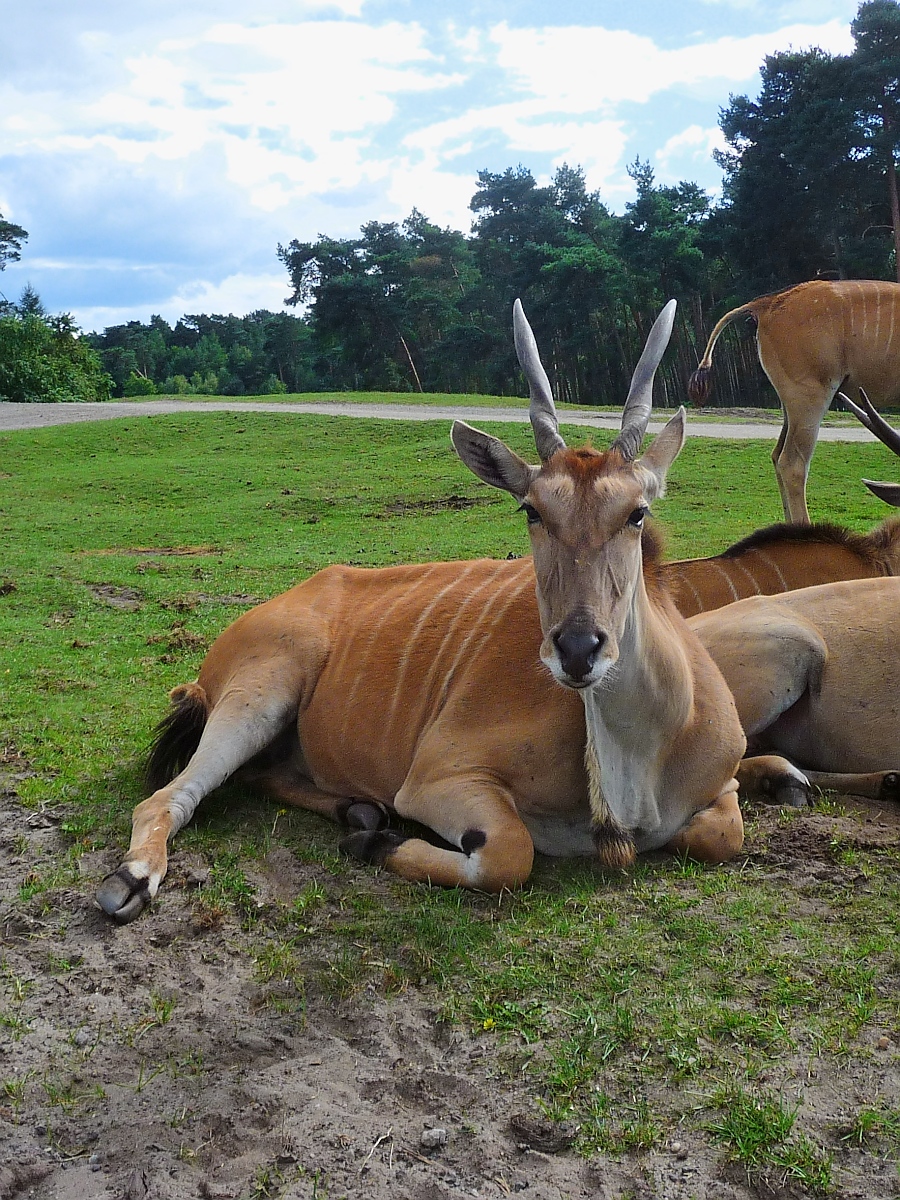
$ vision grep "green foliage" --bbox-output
[0,209,27,273]
[121,371,156,396]
[89,310,315,398]
[716,3,900,289]
[0,311,111,403]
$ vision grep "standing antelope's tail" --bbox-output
[687,300,761,405]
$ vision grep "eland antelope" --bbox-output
[688,280,900,524]
[97,301,750,923]
[97,304,900,924]
[691,576,900,805]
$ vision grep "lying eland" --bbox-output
[98,301,750,922]
[97,303,900,923]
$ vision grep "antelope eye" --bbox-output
[518,502,542,526]
[628,506,648,528]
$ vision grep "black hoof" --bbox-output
[338,800,390,833]
[339,829,407,867]
[773,781,811,808]
[878,772,900,804]
[96,868,152,924]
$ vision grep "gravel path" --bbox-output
[0,398,879,441]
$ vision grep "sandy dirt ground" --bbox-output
[2,761,899,1200]
[0,400,877,443]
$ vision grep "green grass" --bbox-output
[1,409,894,819]
[2,410,900,1192]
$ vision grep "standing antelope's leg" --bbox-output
[665,781,743,863]
[341,773,535,891]
[769,386,829,524]
[770,419,790,519]
[97,686,300,923]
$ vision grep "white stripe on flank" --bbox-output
[729,559,762,597]
[679,573,704,616]
[873,290,883,349]
[385,560,499,732]
[436,564,534,710]
[711,562,739,603]
[754,551,788,591]
[341,563,444,735]
[887,292,896,357]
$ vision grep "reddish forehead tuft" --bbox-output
[546,445,629,484]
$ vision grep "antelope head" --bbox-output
[452,299,685,690]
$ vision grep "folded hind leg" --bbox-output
[97,688,298,924]
[341,773,534,892]
[246,762,392,831]
[738,755,812,808]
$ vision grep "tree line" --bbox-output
[2,0,899,406]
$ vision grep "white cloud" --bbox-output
[73,271,291,330]
[1,19,465,210]
[2,5,864,325]
[489,19,855,109]
[656,123,728,178]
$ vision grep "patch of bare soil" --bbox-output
[81,548,222,558]
[1,779,899,1200]
[87,586,144,611]
[379,495,493,516]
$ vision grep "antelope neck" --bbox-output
[581,575,694,840]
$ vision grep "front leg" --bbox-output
[342,773,535,892]
[665,781,743,863]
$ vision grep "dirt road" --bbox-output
[0,398,879,441]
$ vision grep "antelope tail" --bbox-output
[687,300,760,405]
[146,681,210,791]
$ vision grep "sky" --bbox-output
[0,0,861,333]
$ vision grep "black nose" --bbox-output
[553,627,603,683]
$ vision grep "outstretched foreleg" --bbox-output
[737,755,813,808]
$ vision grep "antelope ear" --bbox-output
[636,407,686,497]
[451,421,537,499]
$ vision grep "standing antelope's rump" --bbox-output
[689,280,900,524]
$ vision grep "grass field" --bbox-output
[1,411,899,1197]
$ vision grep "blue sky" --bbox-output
[1,0,860,332]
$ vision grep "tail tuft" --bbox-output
[687,366,712,405]
[146,682,209,791]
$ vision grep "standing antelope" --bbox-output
[688,280,900,524]
[98,301,750,923]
